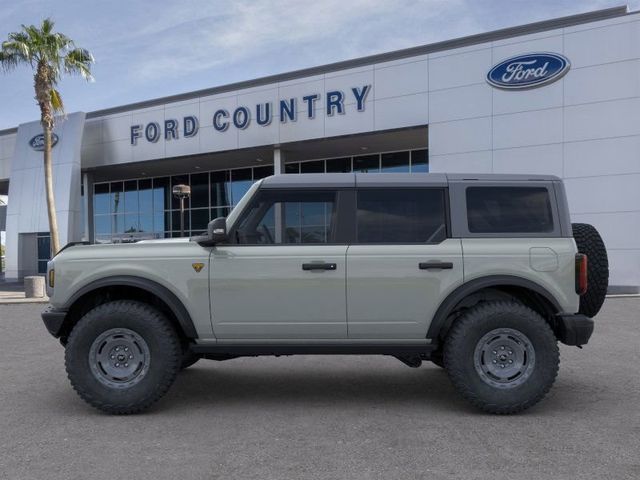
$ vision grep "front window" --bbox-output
[233,190,337,245]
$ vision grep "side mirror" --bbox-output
[207,217,228,244]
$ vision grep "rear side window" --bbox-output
[356,188,447,243]
[466,187,553,233]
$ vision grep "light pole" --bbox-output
[172,184,191,237]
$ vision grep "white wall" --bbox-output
[4,113,85,279]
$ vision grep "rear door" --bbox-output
[346,187,463,339]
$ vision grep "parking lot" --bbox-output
[0,298,638,480]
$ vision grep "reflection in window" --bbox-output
[230,168,252,204]
[357,188,446,243]
[381,151,410,172]
[235,190,336,245]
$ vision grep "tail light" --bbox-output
[575,254,588,295]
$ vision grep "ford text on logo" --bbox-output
[130,85,371,145]
[486,53,570,90]
[29,133,59,151]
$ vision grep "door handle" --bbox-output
[419,261,453,270]
[302,262,337,271]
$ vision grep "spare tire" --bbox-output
[572,223,609,317]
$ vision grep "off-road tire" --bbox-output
[65,300,181,414]
[572,222,609,317]
[444,301,559,414]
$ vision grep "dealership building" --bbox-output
[0,5,639,292]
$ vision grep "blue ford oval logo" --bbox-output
[29,133,59,151]
[487,53,570,90]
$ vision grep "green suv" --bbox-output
[41,173,609,414]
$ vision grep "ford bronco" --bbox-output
[41,173,609,414]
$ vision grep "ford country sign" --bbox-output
[29,133,59,151]
[487,53,570,90]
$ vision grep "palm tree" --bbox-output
[0,18,93,255]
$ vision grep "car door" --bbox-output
[210,188,350,340]
[346,186,464,339]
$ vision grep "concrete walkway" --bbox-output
[0,281,49,304]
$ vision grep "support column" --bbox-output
[82,172,93,242]
[273,147,285,242]
[273,147,285,175]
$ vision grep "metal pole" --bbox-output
[180,197,185,237]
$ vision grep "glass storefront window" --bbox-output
[190,172,209,208]
[381,151,410,172]
[111,182,123,215]
[285,163,300,174]
[353,154,380,173]
[300,160,324,173]
[230,168,252,205]
[326,157,351,173]
[153,177,170,211]
[139,179,153,213]
[411,149,429,172]
[94,183,110,214]
[211,171,231,208]
[124,180,138,213]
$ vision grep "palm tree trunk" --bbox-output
[43,126,61,255]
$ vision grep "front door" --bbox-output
[210,188,349,339]
[346,187,464,339]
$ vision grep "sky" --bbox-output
[0,0,638,130]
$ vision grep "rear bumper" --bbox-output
[555,313,594,346]
[41,306,68,338]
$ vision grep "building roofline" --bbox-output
[0,4,629,135]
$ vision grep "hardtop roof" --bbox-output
[259,172,560,188]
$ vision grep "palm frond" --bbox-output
[50,88,64,113]
[64,47,94,81]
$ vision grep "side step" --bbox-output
[190,343,437,357]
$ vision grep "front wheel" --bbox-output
[443,301,559,414]
[65,300,182,414]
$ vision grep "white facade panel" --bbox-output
[606,250,640,288]
[373,93,428,131]
[492,80,564,116]
[428,48,492,91]
[564,20,640,68]
[492,34,564,62]
[429,83,492,123]
[429,150,492,173]
[564,59,640,106]
[493,108,563,150]
[564,174,640,215]
[430,116,491,155]
[373,60,428,99]
[564,97,640,142]
[493,143,563,177]
[564,135,640,178]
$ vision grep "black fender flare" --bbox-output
[426,275,562,340]
[64,275,198,338]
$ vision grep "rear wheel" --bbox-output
[444,301,559,414]
[65,300,181,414]
[572,222,609,317]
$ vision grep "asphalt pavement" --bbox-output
[0,299,638,480]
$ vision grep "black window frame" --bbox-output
[353,187,450,245]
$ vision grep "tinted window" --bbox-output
[466,187,554,233]
[356,189,447,243]
[234,190,337,244]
